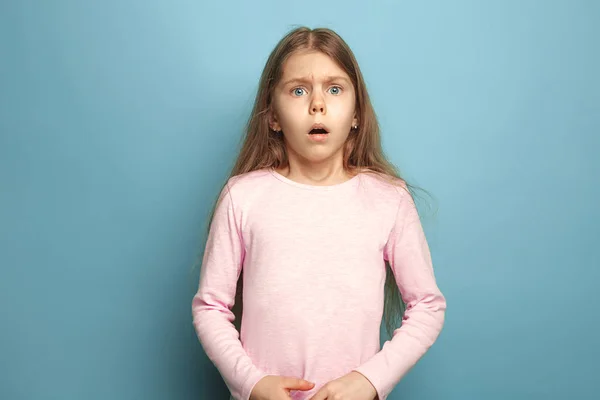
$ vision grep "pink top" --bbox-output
[191,168,446,400]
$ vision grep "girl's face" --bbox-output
[270,50,358,167]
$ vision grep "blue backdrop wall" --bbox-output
[1,1,598,399]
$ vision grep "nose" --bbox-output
[309,94,326,115]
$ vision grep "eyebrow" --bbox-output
[280,75,351,87]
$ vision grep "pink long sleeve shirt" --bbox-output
[191,168,446,400]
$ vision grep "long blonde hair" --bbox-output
[202,26,428,338]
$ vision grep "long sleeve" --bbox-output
[353,187,447,400]
[191,180,267,400]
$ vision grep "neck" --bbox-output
[276,155,355,186]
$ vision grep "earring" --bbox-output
[353,125,358,130]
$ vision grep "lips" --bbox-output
[308,123,329,135]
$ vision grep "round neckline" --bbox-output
[268,168,362,191]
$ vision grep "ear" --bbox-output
[268,108,281,132]
[352,113,359,129]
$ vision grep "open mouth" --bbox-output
[308,123,329,135]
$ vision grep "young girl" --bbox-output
[191,26,446,400]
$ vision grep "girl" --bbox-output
[191,27,446,400]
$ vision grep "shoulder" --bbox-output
[226,168,272,190]
[357,169,412,203]
[220,168,275,205]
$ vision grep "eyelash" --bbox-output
[291,85,343,96]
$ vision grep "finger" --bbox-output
[279,389,293,400]
[308,387,329,400]
[281,377,315,391]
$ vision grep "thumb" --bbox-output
[281,377,315,391]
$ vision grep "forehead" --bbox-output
[280,50,350,81]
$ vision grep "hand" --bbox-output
[308,371,377,400]
[250,375,315,400]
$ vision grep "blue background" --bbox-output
[1,1,598,399]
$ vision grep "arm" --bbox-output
[353,187,447,399]
[191,181,267,400]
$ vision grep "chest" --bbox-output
[240,193,391,294]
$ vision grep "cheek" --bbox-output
[329,100,355,122]
[275,99,304,125]
[329,92,355,111]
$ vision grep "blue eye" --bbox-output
[329,86,342,95]
[292,88,306,96]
